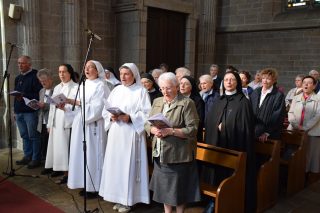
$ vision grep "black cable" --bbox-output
[46,175,82,213]
[86,164,104,213]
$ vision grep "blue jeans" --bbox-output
[16,112,41,161]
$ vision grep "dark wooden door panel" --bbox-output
[147,7,186,73]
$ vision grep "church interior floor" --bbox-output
[1,148,320,213]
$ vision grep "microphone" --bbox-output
[7,42,23,50]
[85,29,102,40]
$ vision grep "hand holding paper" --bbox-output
[148,113,172,129]
[107,107,125,116]
[45,93,67,105]
[22,97,40,110]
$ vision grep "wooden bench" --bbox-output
[255,139,280,213]
[280,130,306,196]
[197,142,246,213]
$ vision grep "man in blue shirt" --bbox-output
[14,55,42,169]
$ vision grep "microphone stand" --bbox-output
[71,33,98,213]
[0,44,39,182]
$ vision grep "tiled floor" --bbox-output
[1,148,320,212]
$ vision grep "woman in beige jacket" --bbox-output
[288,75,320,179]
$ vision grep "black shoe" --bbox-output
[27,160,41,169]
[78,190,98,198]
[79,189,85,196]
[55,176,68,184]
[86,192,99,199]
[16,157,31,165]
[41,168,53,175]
[51,171,64,177]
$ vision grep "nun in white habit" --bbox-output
[99,63,151,212]
[45,64,78,179]
[66,60,110,195]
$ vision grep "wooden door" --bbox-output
[146,7,186,73]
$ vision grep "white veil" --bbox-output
[120,63,141,85]
[91,60,106,80]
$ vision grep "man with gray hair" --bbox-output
[309,69,320,93]
[209,64,222,91]
[14,55,42,169]
[175,67,191,82]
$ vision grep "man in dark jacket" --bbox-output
[14,55,42,169]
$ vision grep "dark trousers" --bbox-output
[40,124,49,161]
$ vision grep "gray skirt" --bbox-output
[306,136,320,173]
[149,159,201,206]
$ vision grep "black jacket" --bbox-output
[14,69,42,113]
[148,89,162,105]
[190,95,205,142]
[205,92,257,213]
[250,86,286,140]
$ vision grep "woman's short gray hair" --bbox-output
[199,74,213,84]
[158,72,178,87]
[175,67,191,76]
[37,68,52,79]
[152,68,163,75]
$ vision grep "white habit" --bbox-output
[45,80,77,171]
[67,78,110,191]
[99,83,151,206]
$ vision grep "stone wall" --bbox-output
[214,0,320,90]
[0,0,116,148]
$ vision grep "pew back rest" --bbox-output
[280,130,306,195]
[197,142,246,213]
[255,140,281,213]
[197,142,245,169]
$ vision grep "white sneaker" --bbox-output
[118,205,131,213]
[113,203,121,211]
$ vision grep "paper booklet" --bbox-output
[106,107,125,116]
[22,97,40,110]
[148,113,172,129]
[9,90,23,96]
[45,93,67,105]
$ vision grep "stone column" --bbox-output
[197,0,218,75]
[63,0,81,72]
[18,0,41,68]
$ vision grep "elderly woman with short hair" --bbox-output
[288,75,320,182]
[145,72,200,213]
[175,67,191,82]
[250,68,286,141]
[285,74,304,109]
[36,68,54,162]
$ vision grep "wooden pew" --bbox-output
[255,140,280,213]
[197,142,246,213]
[280,130,306,196]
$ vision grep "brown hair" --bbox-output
[239,70,251,84]
[260,68,278,81]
